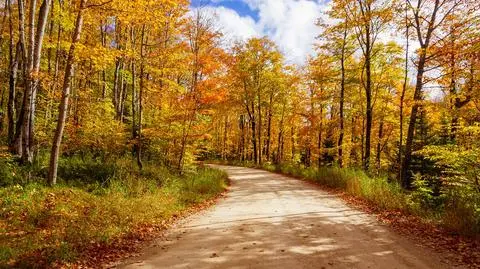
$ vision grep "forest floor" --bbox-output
[118,165,460,269]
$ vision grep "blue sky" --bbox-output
[193,0,260,21]
[191,0,331,65]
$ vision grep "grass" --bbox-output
[211,159,479,236]
[0,157,228,267]
[268,163,406,211]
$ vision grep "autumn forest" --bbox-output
[1,0,480,267]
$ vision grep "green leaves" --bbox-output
[419,143,480,187]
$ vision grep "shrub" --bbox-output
[0,158,17,187]
[350,174,405,210]
[174,167,228,204]
[57,155,116,185]
[442,187,480,235]
[407,174,446,215]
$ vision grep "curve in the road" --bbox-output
[120,165,453,269]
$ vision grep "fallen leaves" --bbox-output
[336,189,480,268]
[69,189,228,269]
[1,167,229,268]
[287,172,480,268]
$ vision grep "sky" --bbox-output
[191,0,444,100]
[192,0,331,65]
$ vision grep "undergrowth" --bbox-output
[0,156,228,267]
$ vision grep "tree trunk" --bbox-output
[112,60,121,113]
[398,4,409,179]
[7,0,19,146]
[376,120,384,171]
[137,25,146,169]
[291,126,295,162]
[48,0,86,186]
[100,22,107,99]
[239,115,245,161]
[266,92,274,161]
[276,101,286,164]
[119,72,127,122]
[245,116,251,161]
[131,57,137,140]
[12,0,27,155]
[257,89,262,165]
[318,104,323,168]
[401,50,427,188]
[131,28,137,143]
[251,111,258,164]
[22,0,52,163]
[364,41,372,171]
[350,116,357,166]
[338,25,347,167]
[448,32,458,142]
[361,114,365,165]
[244,81,257,164]
[223,116,228,160]
[8,44,20,146]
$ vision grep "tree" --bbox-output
[20,0,53,163]
[397,0,411,177]
[229,37,284,165]
[345,0,393,171]
[6,0,20,146]
[48,0,87,185]
[400,0,468,188]
[318,2,356,167]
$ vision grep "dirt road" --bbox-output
[121,165,453,269]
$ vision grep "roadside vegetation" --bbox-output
[0,155,228,267]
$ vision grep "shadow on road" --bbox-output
[121,165,448,269]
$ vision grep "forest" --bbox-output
[0,0,479,267]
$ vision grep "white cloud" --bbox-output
[205,0,329,65]
[203,6,261,43]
